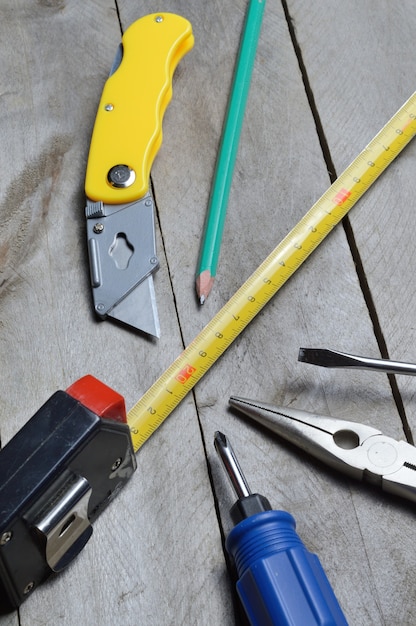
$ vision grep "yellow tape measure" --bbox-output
[127,92,416,453]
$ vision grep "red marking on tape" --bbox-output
[175,364,196,384]
[333,188,352,206]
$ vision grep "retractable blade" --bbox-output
[84,13,194,337]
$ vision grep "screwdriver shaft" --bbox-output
[214,431,251,499]
[299,347,416,376]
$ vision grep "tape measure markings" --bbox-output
[127,92,416,453]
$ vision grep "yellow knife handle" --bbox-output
[85,13,194,204]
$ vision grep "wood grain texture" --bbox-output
[0,0,415,624]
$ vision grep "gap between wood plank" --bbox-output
[151,174,233,546]
[151,178,246,619]
[114,0,123,34]
[280,0,414,445]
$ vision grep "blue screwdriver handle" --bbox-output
[226,510,348,626]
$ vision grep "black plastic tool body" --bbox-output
[0,390,136,611]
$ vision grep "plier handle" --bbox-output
[229,397,416,503]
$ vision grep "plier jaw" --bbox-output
[229,397,416,503]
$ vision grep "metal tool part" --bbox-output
[229,396,416,503]
[214,431,251,498]
[86,194,160,338]
[29,472,92,572]
[214,431,272,523]
[299,347,416,376]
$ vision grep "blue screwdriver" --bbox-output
[214,431,348,626]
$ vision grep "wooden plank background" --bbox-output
[1,0,415,624]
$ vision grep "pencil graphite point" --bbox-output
[196,269,215,304]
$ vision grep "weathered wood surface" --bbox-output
[0,0,415,624]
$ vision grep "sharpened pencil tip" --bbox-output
[195,269,215,304]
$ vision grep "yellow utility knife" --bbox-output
[84,13,194,338]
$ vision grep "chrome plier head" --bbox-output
[229,397,416,503]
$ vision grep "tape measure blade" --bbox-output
[127,92,416,453]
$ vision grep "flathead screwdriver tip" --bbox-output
[298,347,360,368]
[298,347,330,365]
[298,347,416,376]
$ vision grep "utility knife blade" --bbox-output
[84,13,194,338]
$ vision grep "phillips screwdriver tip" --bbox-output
[214,430,226,447]
[214,431,251,499]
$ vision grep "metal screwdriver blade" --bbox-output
[110,276,161,338]
[298,347,416,376]
[214,431,251,499]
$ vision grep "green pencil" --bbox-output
[196,0,266,303]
